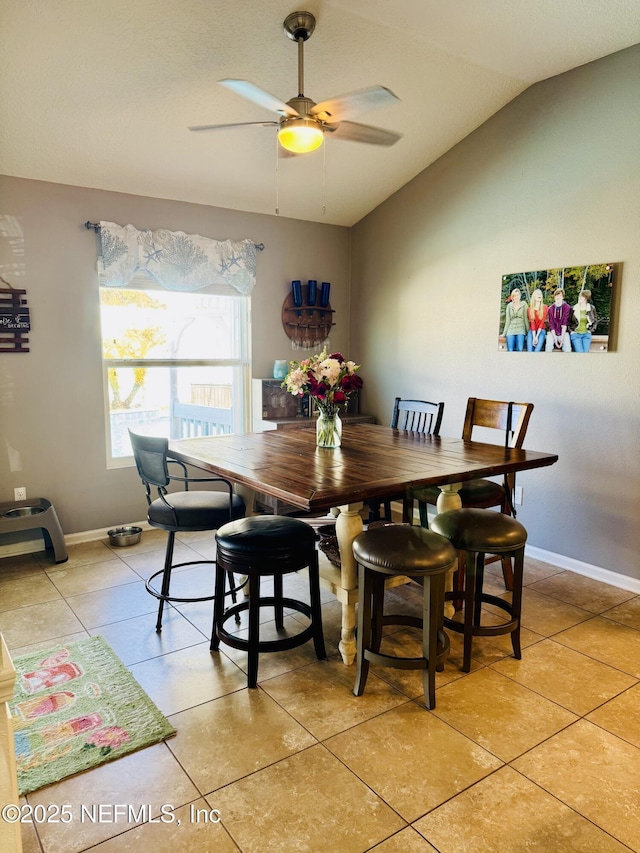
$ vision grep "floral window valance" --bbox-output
[98,221,256,294]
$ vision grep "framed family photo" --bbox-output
[498,263,616,353]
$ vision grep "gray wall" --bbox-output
[2,46,638,580]
[351,46,640,580]
[0,178,350,534]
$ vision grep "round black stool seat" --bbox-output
[211,516,326,687]
[352,525,457,710]
[431,508,527,673]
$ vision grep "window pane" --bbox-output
[100,287,242,360]
[99,282,250,464]
[108,365,239,458]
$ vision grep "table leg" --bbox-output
[335,503,364,665]
[436,483,463,514]
[234,484,256,516]
[436,484,463,618]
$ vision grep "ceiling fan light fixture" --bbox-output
[278,118,324,153]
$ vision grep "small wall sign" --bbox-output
[0,283,30,353]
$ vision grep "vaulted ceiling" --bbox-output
[2,0,638,226]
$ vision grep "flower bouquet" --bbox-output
[282,349,363,447]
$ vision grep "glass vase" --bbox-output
[316,407,342,448]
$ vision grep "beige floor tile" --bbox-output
[166,689,317,792]
[150,561,216,597]
[602,595,640,629]
[520,587,592,636]
[19,817,42,853]
[46,559,143,597]
[0,553,43,575]
[415,765,630,853]
[11,631,90,658]
[522,556,565,584]
[587,683,640,749]
[528,571,635,613]
[35,540,115,569]
[92,607,207,666]
[432,667,577,762]
[0,570,61,610]
[65,580,156,629]
[118,543,205,580]
[513,719,640,851]
[90,799,240,852]
[175,528,218,544]
[261,656,408,740]
[491,638,637,715]
[554,615,640,677]
[27,743,199,853]
[473,568,513,600]
[213,613,332,684]
[370,827,438,852]
[130,642,248,716]
[210,743,405,853]
[446,606,544,670]
[484,556,562,591]
[0,599,85,650]
[359,627,466,699]
[2,545,639,853]
[326,702,502,821]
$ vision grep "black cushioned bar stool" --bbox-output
[211,516,327,687]
[352,525,457,710]
[431,508,527,673]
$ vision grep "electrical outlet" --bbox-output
[14,486,27,501]
[514,486,523,506]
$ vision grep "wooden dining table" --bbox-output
[169,423,558,665]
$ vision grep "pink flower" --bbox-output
[84,726,130,753]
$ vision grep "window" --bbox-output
[100,278,251,466]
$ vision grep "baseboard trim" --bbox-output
[525,545,640,594]
[0,520,151,559]
[3,518,639,596]
[403,502,640,595]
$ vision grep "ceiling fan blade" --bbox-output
[189,121,278,132]
[219,79,299,117]
[327,121,402,146]
[311,86,399,123]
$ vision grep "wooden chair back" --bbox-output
[392,398,444,436]
[462,398,533,449]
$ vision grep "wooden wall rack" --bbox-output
[281,284,334,349]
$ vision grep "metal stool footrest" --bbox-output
[145,561,247,604]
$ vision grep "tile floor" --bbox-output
[1,528,640,852]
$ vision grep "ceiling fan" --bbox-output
[189,10,402,154]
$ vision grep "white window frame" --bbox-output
[100,282,252,469]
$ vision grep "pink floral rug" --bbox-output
[10,635,175,794]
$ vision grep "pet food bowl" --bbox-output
[3,505,46,518]
[107,526,142,547]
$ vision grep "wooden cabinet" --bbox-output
[252,379,370,433]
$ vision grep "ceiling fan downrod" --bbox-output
[283,11,316,99]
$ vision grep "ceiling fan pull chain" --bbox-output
[322,139,326,216]
[275,133,280,216]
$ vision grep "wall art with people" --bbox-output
[498,263,616,353]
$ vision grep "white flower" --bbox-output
[281,347,363,407]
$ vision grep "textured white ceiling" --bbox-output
[1,0,638,226]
